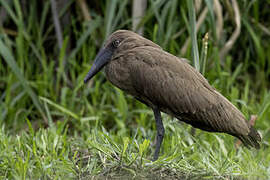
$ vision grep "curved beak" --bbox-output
[84,47,113,83]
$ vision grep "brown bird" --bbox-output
[84,30,261,161]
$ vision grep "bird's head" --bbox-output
[84,30,161,83]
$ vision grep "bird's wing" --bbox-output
[127,46,250,135]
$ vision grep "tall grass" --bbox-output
[0,0,270,179]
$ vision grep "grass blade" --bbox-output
[69,18,101,60]
[204,0,217,40]
[200,33,209,75]
[104,0,118,38]
[0,38,47,122]
[40,96,79,120]
[187,0,200,71]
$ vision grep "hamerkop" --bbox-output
[84,30,261,161]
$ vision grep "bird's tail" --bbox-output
[237,127,261,149]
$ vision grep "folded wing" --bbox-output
[127,47,260,148]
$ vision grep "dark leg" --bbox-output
[152,107,165,161]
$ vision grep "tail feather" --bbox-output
[237,127,261,149]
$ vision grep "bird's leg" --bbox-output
[152,107,165,161]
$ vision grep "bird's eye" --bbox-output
[112,40,120,48]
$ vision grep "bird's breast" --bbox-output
[105,58,134,93]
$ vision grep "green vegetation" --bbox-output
[0,0,270,179]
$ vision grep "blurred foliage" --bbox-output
[0,0,270,179]
[0,0,269,127]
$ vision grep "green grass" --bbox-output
[0,0,270,179]
[0,111,270,179]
